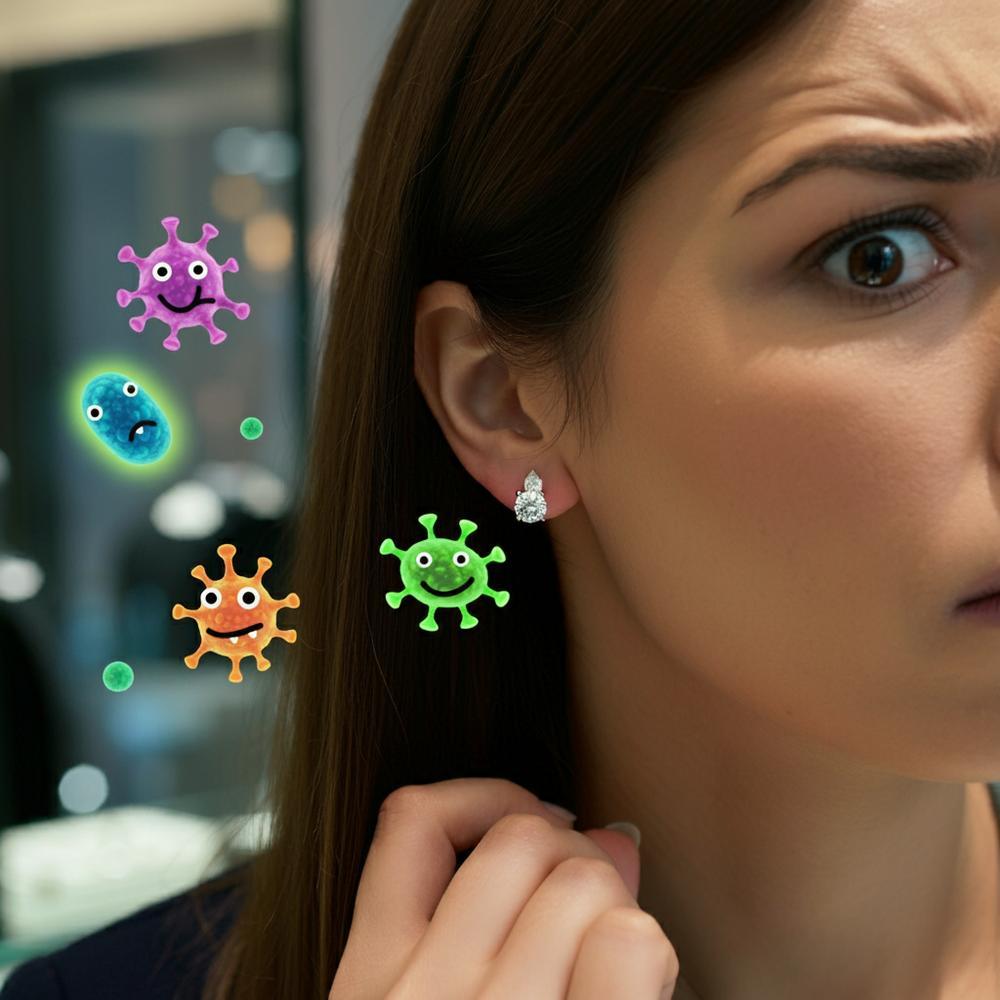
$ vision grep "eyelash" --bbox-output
[807,204,960,311]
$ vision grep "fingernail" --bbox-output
[603,820,641,848]
[540,800,577,823]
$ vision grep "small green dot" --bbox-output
[240,416,264,440]
[102,661,134,692]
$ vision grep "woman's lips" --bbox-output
[958,567,1000,608]
[955,592,1000,620]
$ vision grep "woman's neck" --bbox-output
[564,640,1000,996]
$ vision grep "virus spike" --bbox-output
[216,543,237,577]
[184,639,210,669]
[226,656,245,683]
[117,245,145,265]
[483,586,510,606]
[379,538,406,561]
[254,557,273,582]
[202,319,227,345]
[172,603,195,622]
[189,565,212,587]
[417,512,438,538]
[457,519,478,545]
[219,257,239,273]
[274,629,296,645]
[483,545,506,564]
[198,222,219,248]
[161,216,181,241]
[116,288,139,306]
[217,295,250,320]
[277,592,300,610]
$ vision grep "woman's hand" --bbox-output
[328,777,679,999]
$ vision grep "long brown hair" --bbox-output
[199,1,823,995]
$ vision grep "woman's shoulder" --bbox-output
[0,864,248,1000]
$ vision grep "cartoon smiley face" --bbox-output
[146,250,220,316]
[82,372,171,464]
[407,541,479,599]
[198,581,265,644]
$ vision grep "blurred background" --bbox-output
[0,0,408,982]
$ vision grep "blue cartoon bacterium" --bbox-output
[82,373,171,464]
[116,216,250,352]
[378,513,510,631]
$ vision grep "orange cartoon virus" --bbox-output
[171,543,299,683]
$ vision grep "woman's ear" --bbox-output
[412,280,580,518]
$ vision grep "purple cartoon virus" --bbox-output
[116,216,250,352]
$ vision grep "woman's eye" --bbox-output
[805,206,959,312]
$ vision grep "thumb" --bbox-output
[581,826,640,900]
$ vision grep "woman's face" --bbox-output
[547,0,1000,777]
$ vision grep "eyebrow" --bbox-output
[732,134,1000,215]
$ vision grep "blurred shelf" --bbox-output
[0,804,271,982]
[0,0,284,70]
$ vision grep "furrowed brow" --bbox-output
[732,133,1000,215]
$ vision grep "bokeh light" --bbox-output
[58,764,109,814]
[150,480,225,540]
[243,211,293,272]
[255,130,299,182]
[239,466,288,519]
[0,555,44,602]
[211,173,264,221]
[212,126,262,175]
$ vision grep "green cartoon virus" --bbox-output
[378,513,510,631]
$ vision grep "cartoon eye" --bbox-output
[87,404,103,421]
[200,587,222,608]
[152,262,172,282]
[415,552,432,568]
[187,260,208,280]
[123,381,138,397]
[237,586,260,609]
[452,552,469,567]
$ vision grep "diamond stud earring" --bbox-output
[514,469,547,523]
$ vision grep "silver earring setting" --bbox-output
[514,469,547,523]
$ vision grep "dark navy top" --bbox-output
[0,866,245,1000]
[5,788,1000,998]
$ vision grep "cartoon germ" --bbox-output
[82,372,171,464]
[378,513,509,631]
[102,661,134,692]
[240,416,263,440]
[116,216,250,352]
[172,543,299,683]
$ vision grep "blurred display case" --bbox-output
[0,0,304,979]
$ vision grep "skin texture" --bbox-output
[412,0,1000,995]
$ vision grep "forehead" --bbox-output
[662,0,1000,207]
